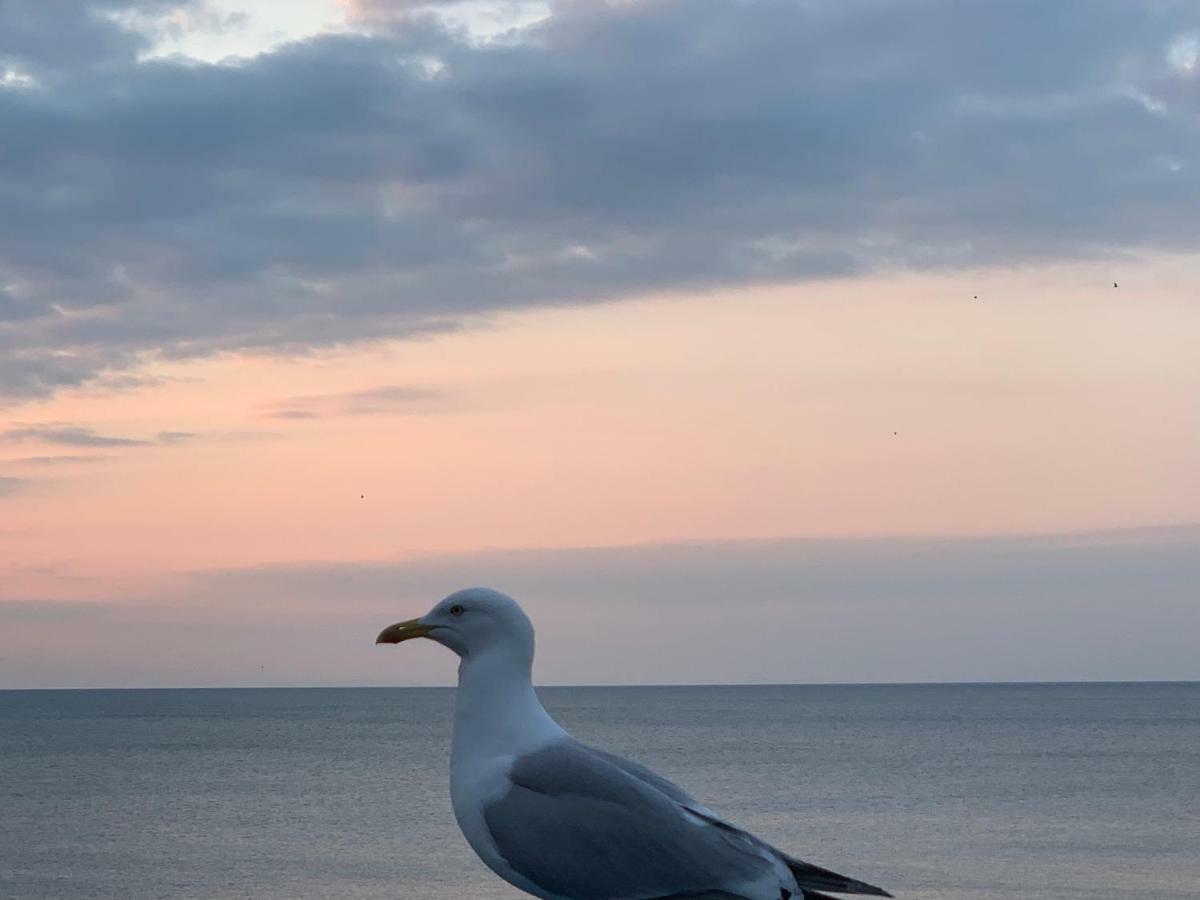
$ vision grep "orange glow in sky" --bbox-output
[5,261,1198,601]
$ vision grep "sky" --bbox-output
[1,0,1198,688]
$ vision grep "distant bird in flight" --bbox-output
[1113,282,1119,288]
[377,588,893,900]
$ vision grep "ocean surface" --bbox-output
[1,683,1197,900]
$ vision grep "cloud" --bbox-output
[214,523,1200,689]
[0,599,113,622]
[3,0,1200,399]
[6,524,1186,688]
[195,523,1200,614]
[1,425,153,447]
[156,430,197,444]
[207,428,284,442]
[0,476,29,496]
[5,454,109,465]
[261,384,449,419]
[266,409,322,420]
[0,424,206,447]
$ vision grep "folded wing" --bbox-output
[484,739,787,900]
[483,739,891,900]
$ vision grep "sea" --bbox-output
[1,683,1197,900]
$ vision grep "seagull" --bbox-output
[377,587,893,900]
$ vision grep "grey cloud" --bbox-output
[0,424,204,447]
[0,597,276,688]
[267,409,321,420]
[153,428,279,443]
[74,372,184,395]
[156,430,197,444]
[6,454,109,465]
[209,429,283,442]
[0,0,164,75]
[1,425,153,447]
[262,384,449,419]
[0,475,29,496]
[3,1,1200,399]
[0,599,113,623]
[3,525,1197,687]
[196,525,1200,612]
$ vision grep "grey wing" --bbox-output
[584,744,705,808]
[483,739,786,900]
[490,740,893,900]
[593,743,891,898]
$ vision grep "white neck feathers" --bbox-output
[451,645,565,767]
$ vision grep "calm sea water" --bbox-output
[1,683,1197,900]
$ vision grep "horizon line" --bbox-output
[3,678,1198,693]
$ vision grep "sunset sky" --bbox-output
[2,0,1198,688]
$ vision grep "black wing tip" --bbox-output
[785,856,892,897]
[859,882,893,897]
[845,884,892,898]
[840,880,892,897]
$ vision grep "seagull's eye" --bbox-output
[449,604,465,617]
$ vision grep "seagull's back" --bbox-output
[479,735,795,900]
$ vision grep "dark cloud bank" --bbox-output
[3,526,1197,687]
[2,0,1199,399]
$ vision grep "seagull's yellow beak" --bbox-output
[375,618,434,645]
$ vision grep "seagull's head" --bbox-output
[375,587,535,661]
